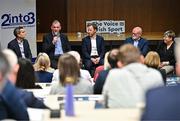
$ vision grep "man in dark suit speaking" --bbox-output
[82,23,105,76]
[42,20,71,69]
[124,26,149,56]
[8,26,32,60]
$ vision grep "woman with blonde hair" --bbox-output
[34,52,54,72]
[50,53,93,94]
[34,53,54,82]
[144,51,166,83]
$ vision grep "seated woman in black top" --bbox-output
[156,30,176,74]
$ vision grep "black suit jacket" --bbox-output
[42,33,71,59]
[82,35,105,61]
[7,38,32,60]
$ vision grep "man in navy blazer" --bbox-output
[42,20,71,69]
[0,52,29,120]
[82,23,105,76]
[8,26,32,60]
[142,40,180,120]
[124,27,149,56]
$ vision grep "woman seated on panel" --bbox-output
[50,53,93,94]
[156,30,176,74]
[16,58,42,89]
[144,51,166,83]
[34,52,55,83]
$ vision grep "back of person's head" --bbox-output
[3,49,18,70]
[117,44,141,66]
[16,58,36,89]
[13,26,24,37]
[103,52,110,70]
[58,53,80,86]
[164,30,176,41]
[34,52,51,71]
[144,51,160,69]
[0,52,10,81]
[67,51,81,64]
[2,49,19,84]
[107,49,119,68]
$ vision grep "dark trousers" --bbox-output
[84,58,104,77]
[50,55,61,69]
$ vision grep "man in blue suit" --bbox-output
[42,20,71,69]
[141,39,180,120]
[124,27,149,56]
[0,52,29,120]
[7,26,32,60]
[82,23,105,76]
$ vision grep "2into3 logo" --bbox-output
[1,12,35,27]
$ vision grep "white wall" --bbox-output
[0,0,37,57]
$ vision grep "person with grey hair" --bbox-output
[0,51,29,120]
[7,26,32,60]
[157,30,176,74]
[141,37,180,120]
[102,44,163,108]
[3,49,48,109]
[124,27,149,56]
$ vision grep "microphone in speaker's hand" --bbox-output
[52,32,59,44]
[54,32,60,37]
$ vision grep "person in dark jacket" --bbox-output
[7,26,32,60]
[0,51,29,120]
[42,20,71,69]
[94,48,119,94]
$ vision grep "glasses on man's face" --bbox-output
[132,33,140,36]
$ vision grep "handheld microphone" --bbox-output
[54,32,60,37]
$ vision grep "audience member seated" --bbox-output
[0,52,29,120]
[157,30,176,74]
[52,51,92,84]
[144,51,166,83]
[3,49,48,109]
[102,44,163,108]
[16,58,42,89]
[50,53,93,94]
[124,26,149,57]
[34,52,54,83]
[93,51,111,81]
[94,48,119,94]
[141,40,180,120]
[82,23,105,77]
[42,20,71,69]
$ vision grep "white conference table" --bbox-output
[30,101,142,121]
